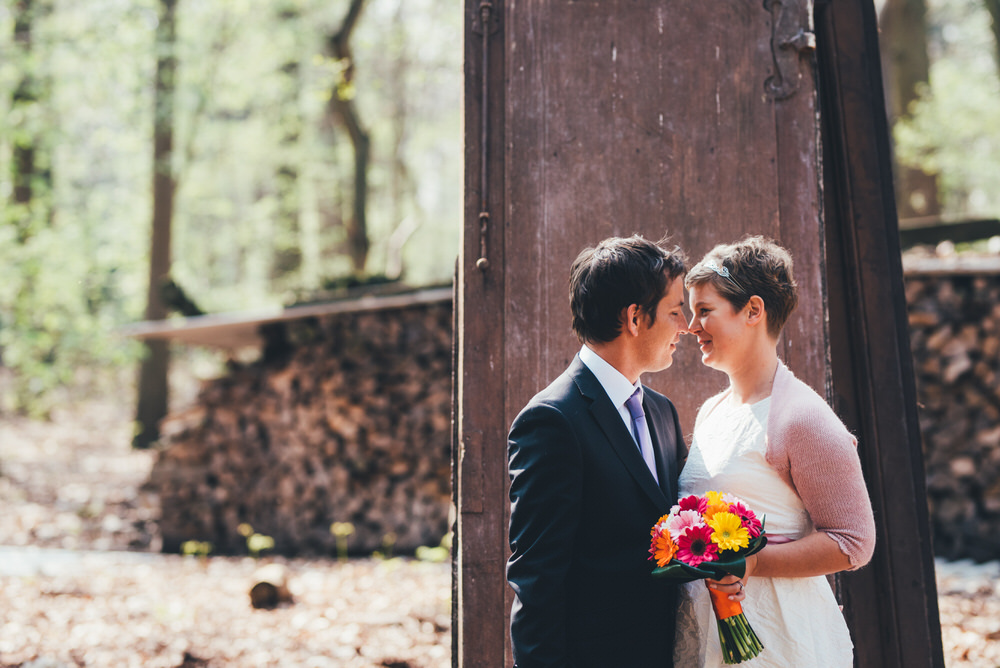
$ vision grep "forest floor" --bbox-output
[0,400,998,667]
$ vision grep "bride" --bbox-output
[674,236,876,667]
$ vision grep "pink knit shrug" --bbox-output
[695,361,877,569]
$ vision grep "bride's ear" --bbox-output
[746,296,766,327]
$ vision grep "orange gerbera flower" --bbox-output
[650,514,670,536]
[650,528,678,567]
[704,501,730,520]
[703,490,731,520]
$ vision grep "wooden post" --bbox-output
[457,1,944,666]
[456,1,508,665]
[816,0,944,666]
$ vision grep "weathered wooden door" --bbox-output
[457,0,942,666]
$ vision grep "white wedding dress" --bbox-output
[673,395,854,668]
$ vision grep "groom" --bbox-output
[506,235,689,667]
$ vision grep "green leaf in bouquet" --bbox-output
[651,534,768,582]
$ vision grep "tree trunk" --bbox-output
[271,2,305,284]
[11,0,52,233]
[327,0,370,275]
[880,0,941,220]
[12,0,36,217]
[985,0,1000,73]
[8,0,55,414]
[134,0,178,449]
[384,1,420,279]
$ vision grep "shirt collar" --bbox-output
[579,344,642,409]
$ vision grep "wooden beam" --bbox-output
[121,287,452,349]
[815,1,945,666]
[899,217,1000,248]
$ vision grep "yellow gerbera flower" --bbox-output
[706,491,726,506]
[702,491,729,520]
[707,511,750,551]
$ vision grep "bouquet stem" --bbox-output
[708,586,763,664]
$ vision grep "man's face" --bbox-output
[636,276,688,373]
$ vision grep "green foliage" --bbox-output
[0,0,461,414]
[371,531,397,560]
[330,520,355,561]
[238,522,275,559]
[893,0,1000,217]
[181,539,214,558]
[415,531,452,563]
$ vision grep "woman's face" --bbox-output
[686,281,748,373]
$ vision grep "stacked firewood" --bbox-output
[149,301,454,556]
[905,271,1000,561]
[149,270,1000,562]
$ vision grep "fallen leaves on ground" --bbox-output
[0,550,450,668]
[1,398,998,667]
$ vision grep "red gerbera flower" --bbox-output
[729,501,762,538]
[677,494,708,514]
[675,524,718,567]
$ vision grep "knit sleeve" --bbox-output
[776,401,877,570]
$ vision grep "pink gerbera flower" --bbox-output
[729,501,763,538]
[675,524,719,567]
[677,494,708,514]
[665,509,706,539]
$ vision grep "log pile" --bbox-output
[905,272,1000,561]
[148,300,453,557]
[148,268,1000,562]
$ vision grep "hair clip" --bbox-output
[705,260,731,278]
[704,259,744,292]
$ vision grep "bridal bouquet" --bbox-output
[649,491,767,664]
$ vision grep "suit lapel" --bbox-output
[644,395,677,504]
[571,359,669,511]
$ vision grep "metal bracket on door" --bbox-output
[764,0,816,100]
[472,1,499,271]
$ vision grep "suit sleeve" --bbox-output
[671,400,688,468]
[506,402,582,668]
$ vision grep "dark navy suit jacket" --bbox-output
[507,355,686,668]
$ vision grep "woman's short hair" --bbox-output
[569,235,687,344]
[684,236,798,338]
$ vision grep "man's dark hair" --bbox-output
[569,235,687,344]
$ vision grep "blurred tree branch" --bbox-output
[326,0,370,274]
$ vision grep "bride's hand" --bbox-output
[706,574,745,602]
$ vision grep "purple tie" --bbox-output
[625,388,659,484]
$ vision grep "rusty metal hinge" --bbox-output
[764,0,816,100]
[472,1,498,271]
[471,0,499,36]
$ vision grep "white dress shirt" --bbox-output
[578,344,643,440]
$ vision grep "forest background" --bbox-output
[0,0,459,434]
[0,0,997,430]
